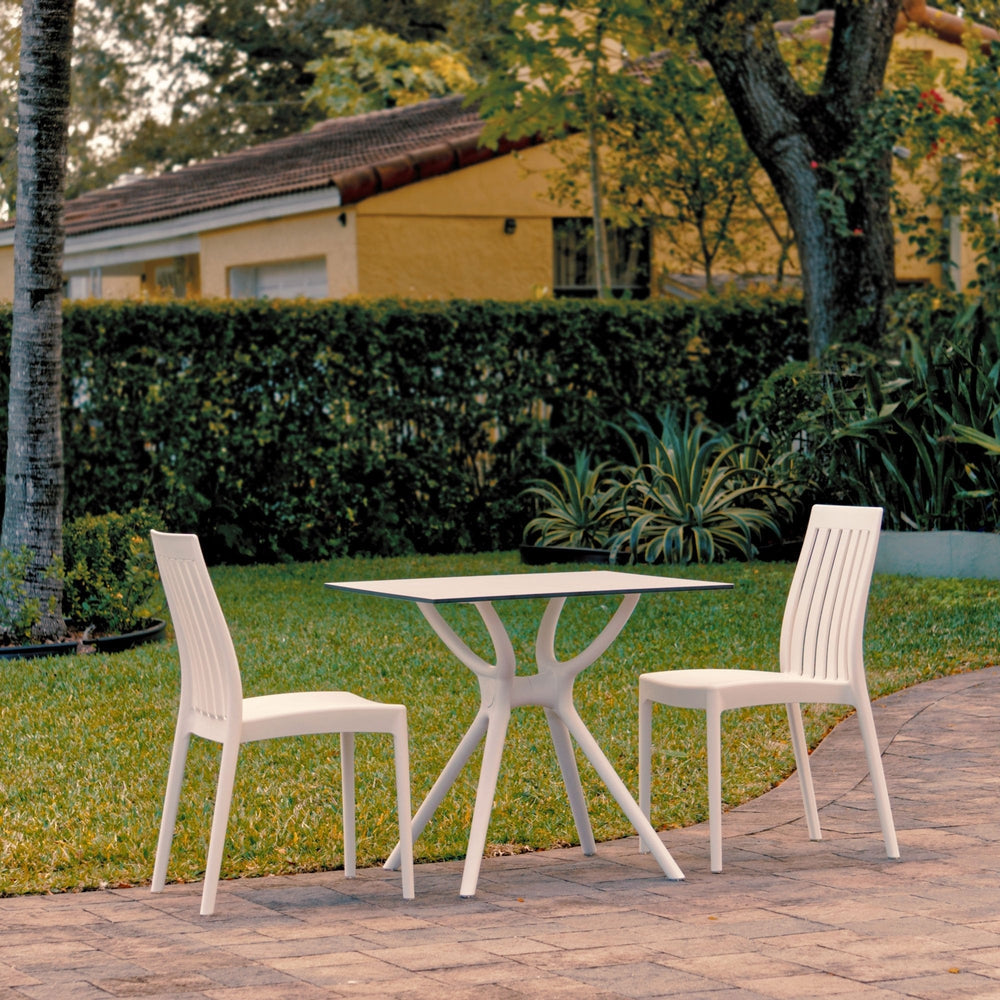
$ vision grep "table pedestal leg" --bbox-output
[384,708,489,873]
[556,701,685,881]
[459,700,511,897]
[544,707,596,856]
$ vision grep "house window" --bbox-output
[228,257,329,299]
[65,269,101,300]
[553,218,650,299]
[155,258,187,298]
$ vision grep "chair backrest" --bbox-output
[151,530,243,724]
[779,505,883,686]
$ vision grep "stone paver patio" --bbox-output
[1,666,998,999]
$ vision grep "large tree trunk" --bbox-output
[692,0,902,357]
[2,0,75,641]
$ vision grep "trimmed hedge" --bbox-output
[0,294,806,563]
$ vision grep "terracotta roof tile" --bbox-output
[40,95,536,239]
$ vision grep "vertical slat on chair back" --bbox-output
[779,506,883,684]
[151,531,242,722]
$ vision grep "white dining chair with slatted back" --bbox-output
[150,530,414,914]
[638,505,899,872]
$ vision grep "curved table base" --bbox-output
[384,594,684,896]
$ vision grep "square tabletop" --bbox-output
[326,568,732,604]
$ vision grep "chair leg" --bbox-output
[392,718,415,900]
[201,739,241,916]
[706,701,724,874]
[638,694,653,854]
[854,698,900,859]
[786,703,822,841]
[340,732,357,879]
[151,728,191,893]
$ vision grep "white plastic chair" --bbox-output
[638,505,899,872]
[150,530,414,914]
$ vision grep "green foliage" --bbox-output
[749,357,831,514]
[608,47,796,287]
[476,0,657,297]
[607,410,795,563]
[305,26,476,117]
[62,509,165,634]
[522,410,797,563]
[0,0,463,208]
[809,51,921,246]
[0,547,42,645]
[892,36,1000,306]
[0,552,995,896]
[0,295,808,564]
[0,545,64,645]
[477,0,654,148]
[522,451,622,549]
[679,0,906,354]
[474,3,803,293]
[753,292,1000,532]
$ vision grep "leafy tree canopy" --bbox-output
[306,25,475,118]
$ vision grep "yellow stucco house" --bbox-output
[0,98,583,303]
[2,96,658,304]
[0,1,992,304]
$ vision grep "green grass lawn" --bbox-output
[1,551,996,897]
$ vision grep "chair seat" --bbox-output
[640,669,854,712]
[241,691,407,742]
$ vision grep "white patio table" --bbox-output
[326,568,732,897]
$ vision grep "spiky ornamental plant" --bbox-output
[607,410,793,564]
[522,450,623,550]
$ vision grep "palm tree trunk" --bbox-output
[2,0,76,641]
[586,7,613,300]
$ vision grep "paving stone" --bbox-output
[0,666,997,1000]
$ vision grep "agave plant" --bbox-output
[607,410,794,564]
[522,450,622,549]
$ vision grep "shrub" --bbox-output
[752,294,1000,533]
[607,410,795,564]
[828,336,996,531]
[62,508,165,634]
[0,294,808,562]
[0,547,44,645]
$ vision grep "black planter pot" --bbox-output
[519,544,630,566]
[94,618,167,653]
[753,539,804,563]
[0,618,167,661]
[0,638,77,660]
